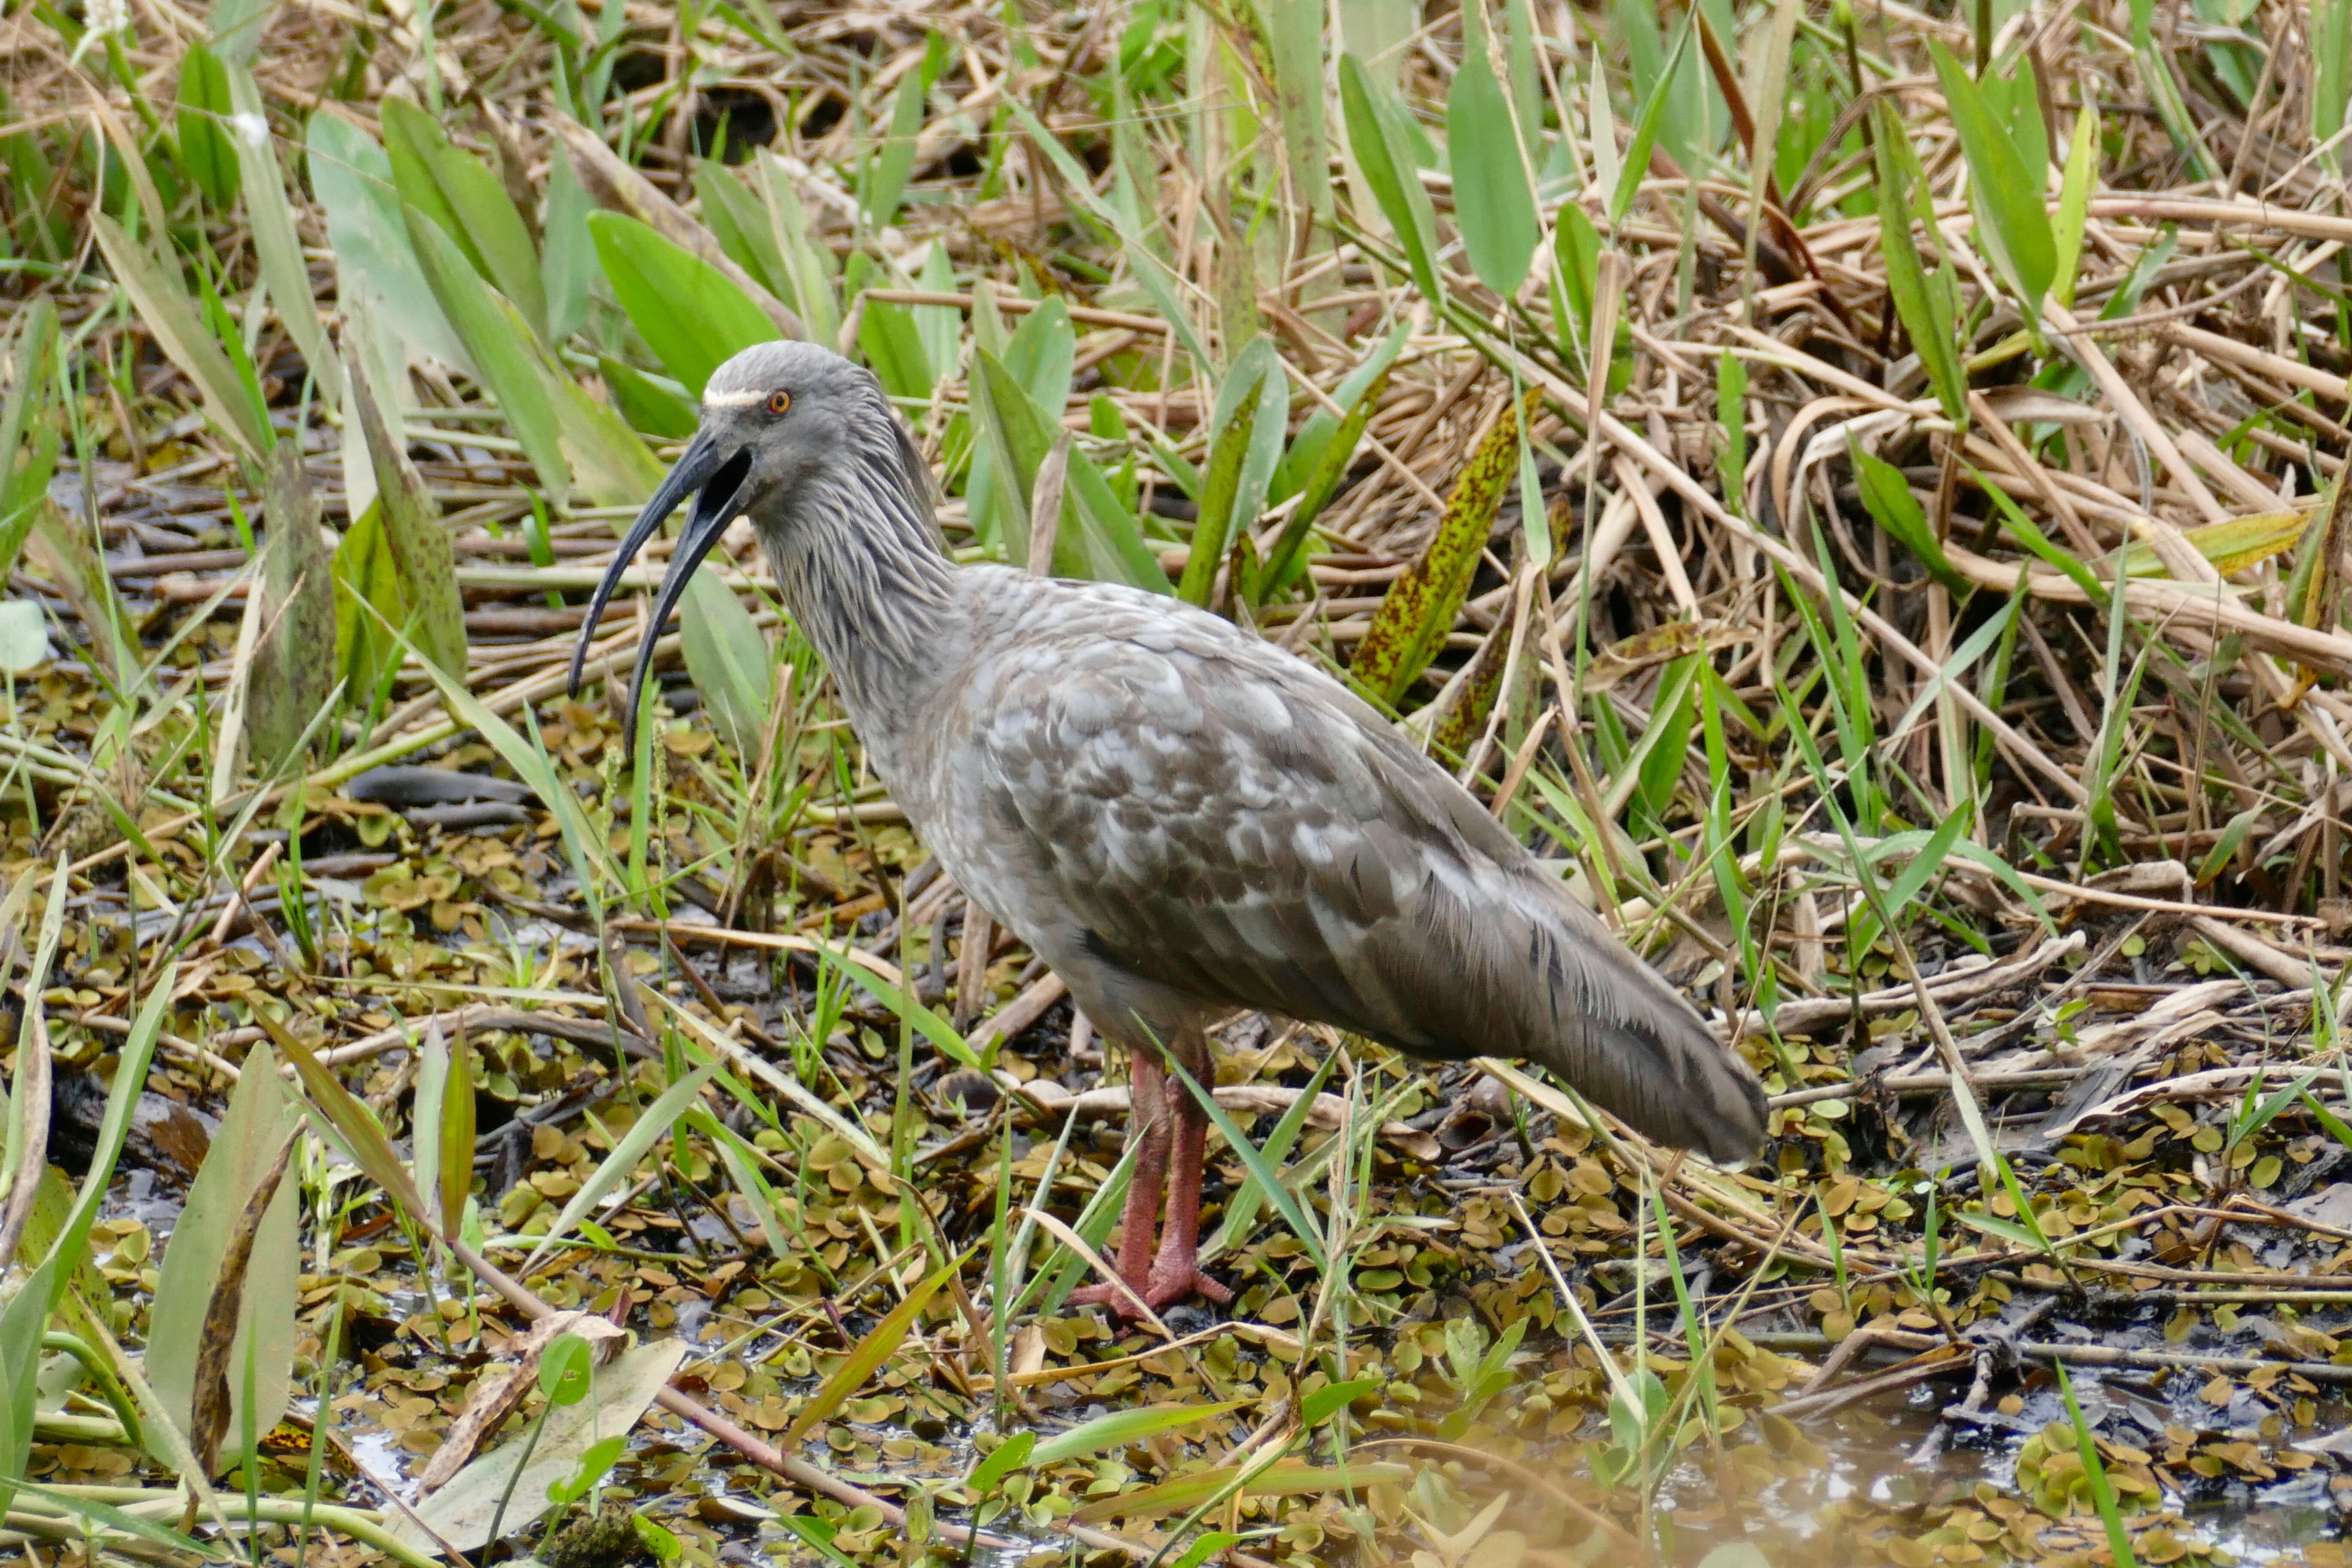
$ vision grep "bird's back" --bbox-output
[888,567,1767,1164]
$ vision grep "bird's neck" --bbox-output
[765,476,960,718]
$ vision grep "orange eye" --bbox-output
[766,390,793,416]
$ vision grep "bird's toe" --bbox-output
[1143,1264,1232,1309]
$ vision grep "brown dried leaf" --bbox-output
[416,1311,625,1494]
[189,1126,299,1476]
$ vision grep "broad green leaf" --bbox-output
[1029,1400,1245,1467]
[1260,338,1401,600]
[1177,369,1265,606]
[1629,654,1697,828]
[1448,47,1539,297]
[1352,388,1539,704]
[859,298,933,401]
[1266,0,1332,220]
[1848,437,1964,591]
[1005,296,1076,415]
[695,161,790,300]
[1929,44,2055,322]
[601,355,699,439]
[0,601,46,671]
[1177,336,1286,606]
[1339,54,1441,304]
[540,1332,596,1405]
[1717,348,1748,515]
[404,203,573,500]
[146,1041,301,1473]
[1273,321,1405,504]
[208,0,272,61]
[554,373,666,507]
[914,245,961,380]
[963,343,1024,558]
[1062,442,1172,593]
[1303,1376,1382,1427]
[544,145,597,343]
[330,496,402,704]
[971,349,1164,591]
[1168,1536,1243,1568]
[965,1430,1035,1494]
[412,1024,450,1236]
[772,1516,861,1568]
[439,1026,475,1234]
[381,97,549,343]
[306,110,469,372]
[754,150,841,345]
[175,43,238,207]
[589,211,779,398]
[680,566,774,758]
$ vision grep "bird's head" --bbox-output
[567,340,918,725]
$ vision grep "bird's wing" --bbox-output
[941,580,1766,1162]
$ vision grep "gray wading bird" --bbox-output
[570,342,1767,1314]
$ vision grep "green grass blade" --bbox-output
[524,1063,717,1267]
[1339,54,1442,303]
[778,1251,968,1447]
[1164,1054,1328,1272]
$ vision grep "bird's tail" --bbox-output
[1385,874,1767,1163]
[1516,888,1768,1163]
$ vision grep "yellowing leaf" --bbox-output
[2123,510,2312,581]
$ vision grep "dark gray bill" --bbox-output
[567,428,750,748]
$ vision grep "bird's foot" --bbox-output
[1145,1261,1232,1309]
[1069,1263,1230,1319]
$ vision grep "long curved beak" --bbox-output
[568,426,750,748]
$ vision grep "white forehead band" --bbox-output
[702,389,769,408]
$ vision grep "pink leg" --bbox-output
[1145,1086,1233,1306]
[1071,1053,1169,1313]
